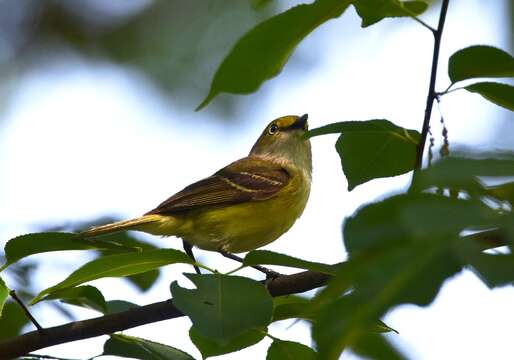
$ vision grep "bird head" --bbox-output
[250,114,312,172]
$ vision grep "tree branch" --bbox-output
[414,0,450,170]
[0,270,330,359]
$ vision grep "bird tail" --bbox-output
[79,214,163,238]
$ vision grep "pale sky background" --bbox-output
[0,1,513,359]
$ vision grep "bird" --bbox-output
[79,114,312,274]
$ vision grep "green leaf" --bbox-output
[486,181,514,204]
[411,155,514,195]
[103,334,195,360]
[266,339,317,360]
[465,82,514,111]
[448,45,514,84]
[190,326,266,358]
[0,276,8,318]
[243,250,337,274]
[1,232,139,271]
[0,302,28,340]
[197,0,351,110]
[95,232,161,292]
[372,320,399,334]
[311,193,497,359]
[353,0,429,27]
[307,120,420,190]
[41,285,107,313]
[105,299,139,314]
[272,295,312,322]
[31,249,192,304]
[351,333,407,360]
[171,273,273,341]
[458,243,514,288]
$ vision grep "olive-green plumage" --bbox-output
[80,114,312,253]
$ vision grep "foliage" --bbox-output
[1,1,513,359]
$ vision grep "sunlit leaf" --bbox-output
[32,249,192,304]
[0,276,8,318]
[190,326,266,358]
[103,334,195,360]
[353,0,429,27]
[41,285,107,313]
[1,232,138,271]
[465,82,514,111]
[448,45,514,84]
[171,273,273,341]
[197,0,352,110]
[307,120,420,190]
[244,250,337,274]
[266,339,317,360]
[94,231,161,292]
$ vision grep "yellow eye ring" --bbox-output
[268,124,279,135]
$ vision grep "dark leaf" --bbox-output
[448,45,514,84]
[272,295,312,322]
[351,333,408,360]
[197,0,352,109]
[0,276,8,317]
[103,334,195,360]
[410,155,514,195]
[171,273,273,341]
[354,0,429,27]
[1,232,138,271]
[32,249,193,304]
[307,120,420,190]
[41,285,107,313]
[190,326,266,358]
[465,82,514,111]
[311,193,497,359]
[458,242,514,288]
[105,299,140,314]
[0,302,28,340]
[266,339,317,360]
[243,250,336,274]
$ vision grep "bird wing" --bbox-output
[145,157,290,215]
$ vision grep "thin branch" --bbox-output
[414,0,450,170]
[9,290,45,334]
[0,226,505,359]
[0,270,330,360]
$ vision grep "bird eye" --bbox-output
[268,124,279,135]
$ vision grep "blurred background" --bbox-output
[0,0,513,359]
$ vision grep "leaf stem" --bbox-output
[414,0,450,170]
[9,290,45,334]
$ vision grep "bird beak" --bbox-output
[290,114,308,131]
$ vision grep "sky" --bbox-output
[0,1,513,359]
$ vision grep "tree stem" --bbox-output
[9,290,45,334]
[0,270,330,359]
[415,0,450,170]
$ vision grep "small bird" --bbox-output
[80,114,312,273]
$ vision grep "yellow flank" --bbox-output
[80,114,312,255]
[179,164,309,253]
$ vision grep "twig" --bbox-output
[414,0,450,170]
[0,270,330,359]
[9,290,45,334]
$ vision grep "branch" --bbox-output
[0,270,330,359]
[414,0,450,170]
